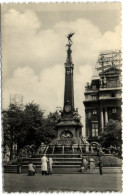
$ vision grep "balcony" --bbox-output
[100,82,121,90]
[85,86,98,92]
[99,96,121,100]
[100,86,121,91]
[84,97,98,102]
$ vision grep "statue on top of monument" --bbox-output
[67,32,75,44]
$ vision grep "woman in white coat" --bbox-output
[41,154,48,175]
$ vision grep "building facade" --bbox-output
[83,51,122,141]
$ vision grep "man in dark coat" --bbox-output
[17,156,23,174]
[98,156,103,175]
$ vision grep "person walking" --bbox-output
[41,154,48,175]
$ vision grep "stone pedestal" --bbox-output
[72,146,74,154]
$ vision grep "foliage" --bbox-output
[90,155,122,167]
[2,104,24,159]
[2,102,60,159]
[22,102,45,148]
[99,119,122,148]
[42,111,60,144]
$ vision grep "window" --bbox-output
[66,68,71,74]
[92,95,97,100]
[88,111,91,118]
[92,85,96,89]
[111,93,115,97]
[67,70,71,74]
[93,110,97,115]
[107,79,117,88]
[112,108,117,113]
[92,123,98,137]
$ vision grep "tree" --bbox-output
[3,102,60,159]
[22,102,45,148]
[43,111,60,144]
[99,119,122,148]
[20,104,60,148]
[2,104,24,159]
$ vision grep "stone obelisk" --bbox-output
[50,33,83,153]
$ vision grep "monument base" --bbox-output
[45,137,89,154]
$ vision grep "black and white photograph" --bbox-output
[1,1,124,193]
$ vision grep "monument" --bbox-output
[46,33,89,154]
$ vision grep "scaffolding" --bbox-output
[92,50,122,79]
[96,50,122,73]
[10,94,23,108]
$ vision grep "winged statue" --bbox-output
[67,32,75,43]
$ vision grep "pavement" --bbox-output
[3,172,122,192]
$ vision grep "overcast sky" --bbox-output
[1,3,121,135]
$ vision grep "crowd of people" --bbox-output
[27,155,53,176]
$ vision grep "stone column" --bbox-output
[100,108,104,132]
[62,145,64,154]
[105,108,108,125]
[91,146,94,154]
[72,146,74,154]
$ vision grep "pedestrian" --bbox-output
[98,157,103,175]
[81,157,88,173]
[83,158,89,170]
[41,154,48,175]
[48,157,53,175]
[28,160,36,176]
[17,155,22,174]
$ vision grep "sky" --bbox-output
[1,3,122,135]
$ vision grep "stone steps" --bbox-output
[20,158,82,165]
[32,154,81,158]
[20,158,82,161]
[4,165,81,173]
[20,162,82,165]
[4,165,122,174]
[4,154,121,174]
[4,154,82,173]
